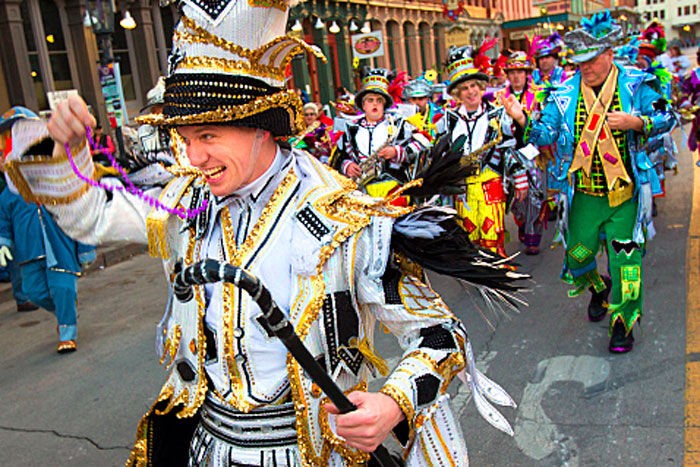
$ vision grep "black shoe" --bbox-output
[16,301,39,312]
[652,200,658,218]
[609,320,634,353]
[587,276,611,322]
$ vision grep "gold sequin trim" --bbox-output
[380,383,416,435]
[181,230,210,418]
[151,230,208,419]
[288,356,332,465]
[159,325,181,365]
[217,170,299,411]
[176,16,326,72]
[247,0,286,12]
[4,141,92,205]
[176,56,288,82]
[137,89,304,134]
[318,382,371,464]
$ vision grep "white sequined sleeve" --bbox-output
[4,119,155,245]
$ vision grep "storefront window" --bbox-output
[20,0,47,109]
[39,0,72,90]
[111,15,136,101]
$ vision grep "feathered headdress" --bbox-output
[474,37,498,74]
[503,35,538,72]
[644,62,672,88]
[534,32,563,59]
[641,20,667,54]
[614,36,640,67]
[387,70,410,105]
[492,50,509,78]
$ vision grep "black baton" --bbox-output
[173,259,402,467]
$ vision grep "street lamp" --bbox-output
[84,0,115,65]
[361,21,371,34]
[119,11,137,30]
[291,19,303,32]
[84,0,126,157]
[329,21,340,34]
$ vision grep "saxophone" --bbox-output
[354,120,398,187]
[355,141,390,186]
[461,118,503,176]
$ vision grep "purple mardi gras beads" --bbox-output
[63,126,208,220]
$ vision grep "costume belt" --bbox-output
[200,394,298,448]
[575,182,634,207]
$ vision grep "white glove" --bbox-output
[0,245,13,268]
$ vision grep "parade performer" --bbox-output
[637,27,679,213]
[437,42,529,257]
[0,106,95,353]
[532,33,569,223]
[495,47,548,255]
[0,109,37,313]
[403,76,443,142]
[505,11,675,353]
[289,102,332,164]
[5,0,526,464]
[334,68,429,199]
[532,33,567,86]
[680,48,700,161]
[117,76,178,190]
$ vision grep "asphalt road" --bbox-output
[0,133,693,466]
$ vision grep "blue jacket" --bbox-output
[0,187,95,274]
[525,63,675,244]
[532,66,567,86]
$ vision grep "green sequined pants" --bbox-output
[565,192,642,335]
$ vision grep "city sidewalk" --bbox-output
[0,242,148,305]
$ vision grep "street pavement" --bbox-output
[0,131,694,466]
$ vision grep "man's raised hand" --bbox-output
[47,95,96,153]
[503,94,527,128]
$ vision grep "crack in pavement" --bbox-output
[512,418,682,430]
[581,356,681,398]
[0,425,130,451]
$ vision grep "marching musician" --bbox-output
[334,68,428,198]
[437,43,528,257]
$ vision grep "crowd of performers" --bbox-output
[1,3,700,465]
[287,15,700,355]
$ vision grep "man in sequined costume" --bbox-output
[438,44,529,257]
[505,11,675,353]
[495,50,547,255]
[334,68,429,200]
[4,0,523,464]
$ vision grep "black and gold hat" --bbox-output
[137,0,325,136]
[355,68,395,109]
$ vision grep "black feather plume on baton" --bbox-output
[173,259,402,467]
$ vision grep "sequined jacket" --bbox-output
[436,101,528,190]
[524,63,675,244]
[6,119,506,466]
